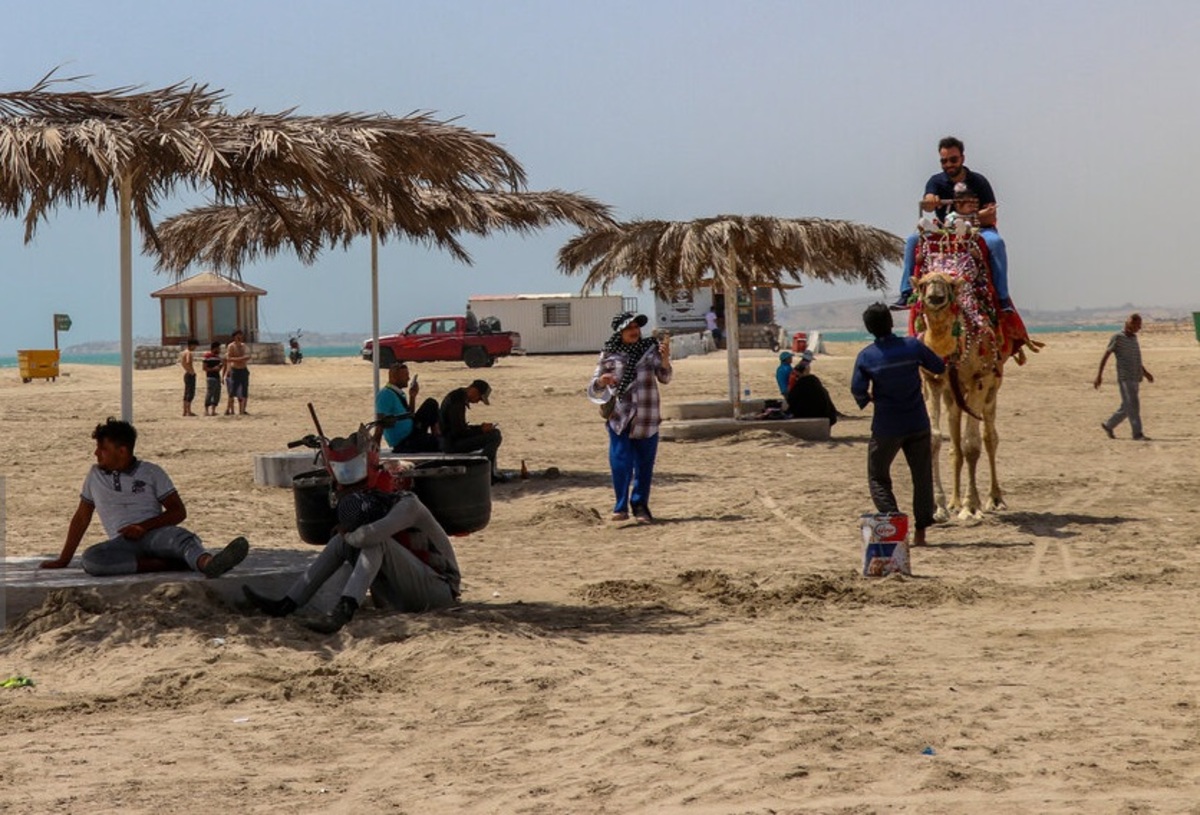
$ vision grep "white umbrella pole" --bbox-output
[722,274,743,420]
[371,217,381,394]
[119,175,134,422]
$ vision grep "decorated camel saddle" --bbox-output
[908,222,1043,365]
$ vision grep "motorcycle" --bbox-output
[288,330,303,364]
[287,403,492,544]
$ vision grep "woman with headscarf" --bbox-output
[587,312,673,524]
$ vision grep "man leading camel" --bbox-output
[851,304,946,545]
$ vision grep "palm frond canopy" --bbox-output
[558,215,902,299]
[0,73,527,245]
[150,189,614,274]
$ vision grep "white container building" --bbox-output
[468,293,638,354]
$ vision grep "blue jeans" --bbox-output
[607,424,660,514]
[899,228,1009,302]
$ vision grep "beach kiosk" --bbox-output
[139,272,282,369]
[150,271,265,346]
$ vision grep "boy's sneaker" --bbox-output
[202,536,249,578]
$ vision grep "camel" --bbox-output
[914,262,1007,521]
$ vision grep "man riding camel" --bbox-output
[894,136,1010,313]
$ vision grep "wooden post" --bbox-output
[120,174,134,422]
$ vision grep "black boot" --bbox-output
[302,596,358,634]
[242,585,297,618]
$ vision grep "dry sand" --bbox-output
[2,328,1199,814]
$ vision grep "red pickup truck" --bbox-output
[362,315,521,368]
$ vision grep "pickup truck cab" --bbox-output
[362,315,521,369]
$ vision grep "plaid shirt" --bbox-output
[589,345,672,438]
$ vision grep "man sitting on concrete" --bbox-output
[439,378,505,483]
[375,362,440,454]
[41,417,248,577]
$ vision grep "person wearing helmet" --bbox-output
[243,430,461,633]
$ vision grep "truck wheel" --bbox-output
[377,347,396,368]
[464,346,489,368]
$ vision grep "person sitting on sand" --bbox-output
[785,351,839,426]
[242,468,461,633]
[41,418,249,576]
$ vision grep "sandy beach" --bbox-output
[2,327,1199,814]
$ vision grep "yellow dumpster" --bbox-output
[17,349,60,383]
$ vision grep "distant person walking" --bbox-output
[179,338,198,417]
[851,304,946,545]
[225,329,251,415]
[1095,313,1154,441]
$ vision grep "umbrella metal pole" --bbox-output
[723,282,742,419]
[119,174,134,422]
[371,217,381,394]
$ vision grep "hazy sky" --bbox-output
[4,0,1198,349]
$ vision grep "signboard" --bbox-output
[653,289,713,332]
[54,313,72,331]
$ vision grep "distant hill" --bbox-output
[775,298,1198,331]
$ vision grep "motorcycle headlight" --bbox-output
[330,455,369,486]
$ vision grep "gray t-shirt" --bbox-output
[81,460,177,538]
[1106,332,1142,382]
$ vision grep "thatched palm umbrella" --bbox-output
[0,72,524,419]
[558,215,902,417]
[150,188,614,391]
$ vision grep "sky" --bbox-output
[3,0,1199,349]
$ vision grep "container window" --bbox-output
[543,303,571,327]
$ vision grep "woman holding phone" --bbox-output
[587,311,673,524]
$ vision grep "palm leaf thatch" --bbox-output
[150,189,614,273]
[559,215,903,415]
[0,73,526,247]
[0,69,529,420]
[558,215,900,300]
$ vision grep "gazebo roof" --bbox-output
[150,271,267,298]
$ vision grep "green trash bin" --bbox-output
[1193,312,1200,342]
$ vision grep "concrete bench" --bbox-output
[661,399,767,421]
[659,417,830,441]
[1,550,347,628]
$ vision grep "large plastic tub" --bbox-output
[17,349,60,382]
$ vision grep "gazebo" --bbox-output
[138,271,280,369]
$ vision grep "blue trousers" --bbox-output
[899,228,1009,302]
[607,424,660,514]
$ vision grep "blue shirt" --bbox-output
[924,167,996,221]
[851,334,946,437]
[775,362,793,396]
[375,384,413,449]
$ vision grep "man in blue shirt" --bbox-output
[375,362,440,453]
[851,304,946,545]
